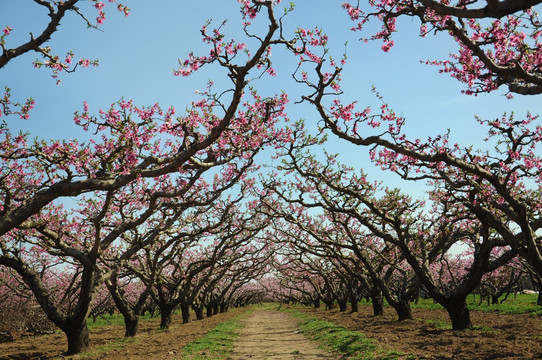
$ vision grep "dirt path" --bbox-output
[228,310,332,360]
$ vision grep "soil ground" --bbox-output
[228,310,332,359]
[297,305,542,359]
[0,308,246,360]
[0,304,540,359]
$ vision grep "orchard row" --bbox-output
[1,0,541,355]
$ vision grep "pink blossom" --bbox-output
[381,40,394,52]
[96,11,106,25]
[78,59,91,67]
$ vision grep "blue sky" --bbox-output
[2,0,541,197]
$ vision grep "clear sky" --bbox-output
[2,0,541,197]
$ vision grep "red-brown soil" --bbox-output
[0,308,247,360]
[296,305,542,359]
[0,305,540,359]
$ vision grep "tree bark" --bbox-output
[124,314,139,337]
[371,291,384,316]
[180,302,191,324]
[323,300,335,310]
[63,320,90,355]
[349,293,358,313]
[159,304,174,329]
[193,305,204,320]
[443,299,472,330]
[337,299,348,312]
[394,301,412,321]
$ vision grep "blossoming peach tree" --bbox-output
[0,1,129,118]
[1,1,541,353]
[288,1,542,284]
[342,0,542,96]
[0,0,298,354]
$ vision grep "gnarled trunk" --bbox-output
[159,304,174,329]
[394,301,412,321]
[491,294,500,304]
[323,299,335,310]
[62,320,90,355]
[193,305,204,320]
[337,298,347,312]
[124,314,139,337]
[443,299,472,330]
[206,304,213,317]
[349,293,358,313]
[371,291,384,316]
[180,302,191,324]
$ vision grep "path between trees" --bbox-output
[228,310,332,360]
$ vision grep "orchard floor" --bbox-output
[0,304,541,359]
[297,305,542,359]
[0,308,247,360]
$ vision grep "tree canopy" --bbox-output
[1,0,541,353]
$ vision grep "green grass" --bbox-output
[178,314,245,360]
[87,311,158,330]
[354,293,540,315]
[410,293,542,316]
[466,294,542,315]
[422,319,452,330]
[87,313,126,330]
[67,336,138,359]
[285,309,416,360]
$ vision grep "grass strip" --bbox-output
[87,311,162,330]
[285,309,416,360]
[67,336,139,359]
[178,312,246,360]
[410,294,542,316]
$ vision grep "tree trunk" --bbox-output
[124,314,139,337]
[371,291,384,316]
[350,294,358,313]
[213,302,219,315]
[443,299,472,330]
[491,294,499,305]
[181,302,191,324]
[206,304,213,317]
[193,305,204,320]
[159,304,174,329]
[394,301,412,321]
[537,291,542,306]
[219,303,228,313]
[350,300,359,313]
[337,299,347,312]
[313,299,320,309]
[63,320,90,355]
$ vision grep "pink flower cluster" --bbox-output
[342,1,542,95]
